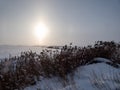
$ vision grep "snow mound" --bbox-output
[93,57,111,63]
[88,57,112,64]
[24,58,120,90]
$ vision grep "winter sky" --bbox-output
[0,0,120,46]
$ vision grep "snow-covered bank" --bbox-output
[24,58,120,90]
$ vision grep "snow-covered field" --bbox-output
[24,58,120,90]
[0,45,120,90]
[0,45,44,59]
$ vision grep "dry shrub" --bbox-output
[0,41,119,89]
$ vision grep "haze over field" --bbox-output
[0,0,120,46]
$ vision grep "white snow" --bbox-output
[0,46,119,90]
[93,57,111,63]
[24,58,120,90]
[0,45,44,59]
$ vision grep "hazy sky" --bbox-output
[0,0,120,46]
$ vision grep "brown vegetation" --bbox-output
[0,41,120,89]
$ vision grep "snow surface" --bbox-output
[24,58,120,90]
[93,57,111,63]
[0,46,119,90]
[0,45,44,59]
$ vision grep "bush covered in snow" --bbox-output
[0,41,120,89]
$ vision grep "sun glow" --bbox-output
[34,22,48,41]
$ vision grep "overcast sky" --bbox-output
[0,0,120,46]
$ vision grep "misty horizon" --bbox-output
[0,0,120,46]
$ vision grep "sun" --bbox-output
[34,22,48,41]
